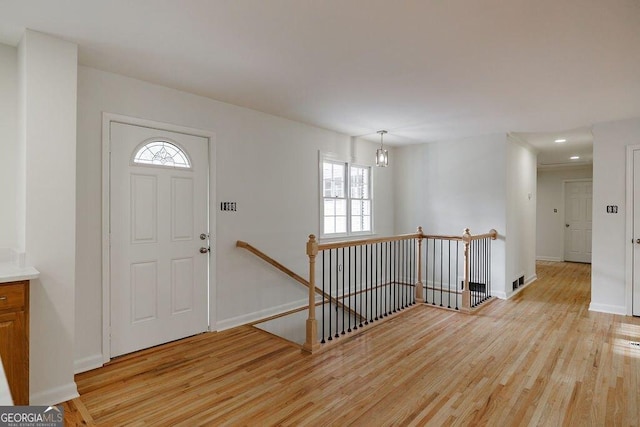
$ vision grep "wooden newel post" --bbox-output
[415,226,424,303]
[461,228,472,313]
[303,234,319,353]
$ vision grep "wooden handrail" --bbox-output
[317,229,497,252]
[421,234,464,241]
[318,232,422,251]
[466,229,498,241]
[236,241,309,288]
[236,240,364,332]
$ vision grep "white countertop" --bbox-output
[0,263,39,284]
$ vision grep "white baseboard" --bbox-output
[30,382,79,406]
[74,353,104,374]
[492,291,508,299]
[589,302,627,315]
[536,256,562,262]
[503,274,538,299]
[215,298,309,331]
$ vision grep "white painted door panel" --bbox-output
[564,181,592,263]
[633,150,640,316]
[110,122,209,357]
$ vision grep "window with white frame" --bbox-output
[321,156,372,237]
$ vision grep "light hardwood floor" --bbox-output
[67,262,640,426]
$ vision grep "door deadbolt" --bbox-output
[636,239,640,244]
[200,233,208,240]
[565,224,570,228]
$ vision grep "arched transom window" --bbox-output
[133,140,191,169]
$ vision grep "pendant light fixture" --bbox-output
[376,130,389,167]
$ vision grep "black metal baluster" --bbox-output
[431,239,436,305]
[365,244,369,325]
[401,239,405,308]
[411,238,414,305]
[477,240,481,305]
[478,239,487,302]
[320,251,324,344]
[408,238,412,306]
[369,244,374,323]
[385,241,389,315]
[396,242,402,311]
[377,242,381,318]
[485,238,489,301]
[334,248,339,338]
[424,238,429,305]
[472,240,476,307]
[340,247,347,335]
[469,240,473,307]
[380,242,383,317]
[412,237,415,305]
[402,240,411,308]
[455,241,459,310]
[388,241,392,314]
[480,239,487,302]
[379,242,382,317]
[358,245,362,329]
[474,240,478,307]
[408,238,412,307]
[347,246,352,333]
[390,241,395,313]
[394,240,398,312]
[439,239,443,307]
[328,250,332,341]
[382,242,386,316]
[447,239,451,307]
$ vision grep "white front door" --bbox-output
[564,180,593,263]
[633,150,640,315]
[110,122,209,357]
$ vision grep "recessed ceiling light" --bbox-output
[555,138,567,143]
[570,156,580,160]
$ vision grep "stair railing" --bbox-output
[303,227,498,353]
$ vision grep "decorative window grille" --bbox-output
[350,165,371,233]
[321,156,372,237]
[133,140,191,169]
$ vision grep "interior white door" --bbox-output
[564,181,593,263]
[110,122,209,357]
[633,150,640,316]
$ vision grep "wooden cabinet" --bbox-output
[0,281,29,404]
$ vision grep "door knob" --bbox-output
[636,239,640,244]
[565,224,570,228]
[199,247,210,254]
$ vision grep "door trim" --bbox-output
[101,113,217,363]
[561,178,593,262]
[625,144,640,316]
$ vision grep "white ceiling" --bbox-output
[1,0,639,162]
[513,127,594,167]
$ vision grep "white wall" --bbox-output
[75,67,396,370]
[0,44,17,249]
[393,134,508,297]
[505,137,538,292]
[19,30,78,404]
[536,166,593,261]
[591,117,640,315]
